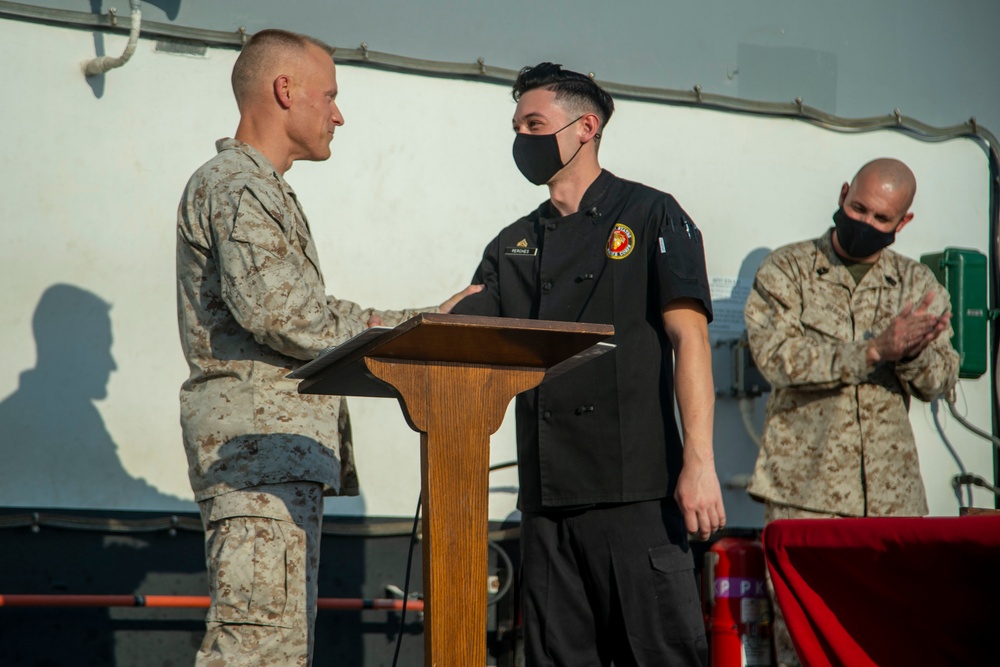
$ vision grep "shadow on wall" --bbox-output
[709,246,773,341]
[0,283,382,665]
[0,283,186,510]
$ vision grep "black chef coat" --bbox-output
[453,170,712,511]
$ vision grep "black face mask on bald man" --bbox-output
[832,207,898,259]
[511,116,584,185]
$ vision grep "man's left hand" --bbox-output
[674,459,726,541]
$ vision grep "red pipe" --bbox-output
[0,594,423,612]
[0,595,139,608]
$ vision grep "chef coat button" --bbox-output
[542,281,553,291]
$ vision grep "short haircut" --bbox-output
[231,29,335,107]
[512,62,615,129]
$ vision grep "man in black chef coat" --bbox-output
[453,62,725,666]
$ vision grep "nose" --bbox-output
[848,209,873,225]
[330,101,344,127]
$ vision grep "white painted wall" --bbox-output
[0,19,993,523]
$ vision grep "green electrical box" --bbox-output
[920,248,988,379]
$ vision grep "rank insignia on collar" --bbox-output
[606,223,635,260]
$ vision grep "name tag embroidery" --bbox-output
[505,247,538,256]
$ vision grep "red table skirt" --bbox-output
[763,515,1000,666]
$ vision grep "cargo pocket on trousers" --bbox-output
[206,518,292,628]
[649,544,703,641]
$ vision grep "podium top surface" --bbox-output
[294,313,614,398]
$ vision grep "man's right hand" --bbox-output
[440,284,484,314]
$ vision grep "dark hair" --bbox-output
[512,62,615,128]
[232,29,335,106]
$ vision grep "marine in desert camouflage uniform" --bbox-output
[176,29,478,666]
[743,158,958,667]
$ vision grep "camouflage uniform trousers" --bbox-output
[196,481,324,667]
[763,502,840,667]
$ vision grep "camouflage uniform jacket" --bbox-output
[177,138,427,502]
[744,230,958,516]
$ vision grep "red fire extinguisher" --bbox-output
[702,537,773,667]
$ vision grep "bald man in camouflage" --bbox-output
[743,158,959,667]
[176,29,477,666]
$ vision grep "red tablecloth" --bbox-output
[763,515,1000,667]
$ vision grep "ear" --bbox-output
[580,112,602,143]
[895,211,914,233]
[273,74,293,110]
[838,182,850,208]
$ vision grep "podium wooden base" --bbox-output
[367,358,543,666]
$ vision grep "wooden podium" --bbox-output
[294,313,613,666]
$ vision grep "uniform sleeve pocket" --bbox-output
[229,187,290,260]
[658,221,707,283]
[656,222,712,316]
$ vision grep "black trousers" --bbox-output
[520,498,707,667]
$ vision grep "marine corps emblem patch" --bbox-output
[606,223,635,259]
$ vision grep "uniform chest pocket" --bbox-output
[869,293,901,337]
[800,303,852,342]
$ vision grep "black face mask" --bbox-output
[832,207,897,259]
[512,116,584,185]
